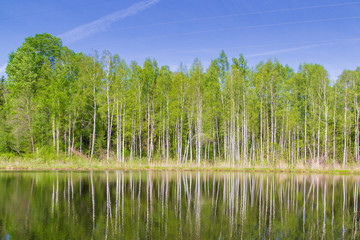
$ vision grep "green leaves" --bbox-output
[3,33,360,166]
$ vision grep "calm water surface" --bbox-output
[0,171,359,239]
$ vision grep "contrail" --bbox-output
[246,37,360,57]
[247,42,334,57]
[109,1,360,31]
[58,0,160,43]
[129,16,360,40]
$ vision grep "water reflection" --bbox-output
[0,171,359,239]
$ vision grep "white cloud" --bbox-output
[0,64,6,76]
[58,0,160,43]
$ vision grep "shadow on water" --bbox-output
[0,171,358,239]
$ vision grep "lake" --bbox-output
[0,171,358,239]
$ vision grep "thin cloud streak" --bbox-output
[127,16,360,41]
[58,0,159,43]
[108,1,360,32]
[247,43,334,57]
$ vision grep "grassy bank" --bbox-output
[1,155,360,175]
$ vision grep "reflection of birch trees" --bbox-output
[4,171,360,239]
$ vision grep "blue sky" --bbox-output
[1,0,360,81]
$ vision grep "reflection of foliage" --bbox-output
[0,172,358,239]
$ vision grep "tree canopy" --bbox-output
[1,33,360,167]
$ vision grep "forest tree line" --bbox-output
[0,33,360,166]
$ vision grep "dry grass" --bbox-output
[0,156,360,175]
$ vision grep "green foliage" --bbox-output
[2,33,360,166]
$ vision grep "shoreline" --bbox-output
[0,159,359,175]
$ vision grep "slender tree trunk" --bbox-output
[343,87,348,167]
[80,122,82,154]
[90,84,96,160]
[56,122,59,157]
[64,130,67,156]
[213,126,216,163]
[179,105,183,162]
[148,104,151,160]
[304,99,307,164]
[323,82,328,162]
[280,113,284,157]
[166,99,170,163]
[324,104,328,162]
[266,104,270,163]
[245,110,248,165]
[317,105,321,164]
[333,112,336,165]
[312,102,315,164]
[150,100,155,161]
[270,79,274,163]
[71,113,77,157]
[52,116,56,150]
[189,113,193,163]
[356,107,360,163]
[236,114,240,164]
[196,88,202,165]
[106,68,111,161]
[147,98,150,162]
[260,95,263,163]
[25,98,35,153]
[68,113,71,156]
[122,104,125,163]
[139,86,142,160]
[355,94,359,163]
[116,101,120,161]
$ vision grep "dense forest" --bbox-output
[0,33,359,166]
